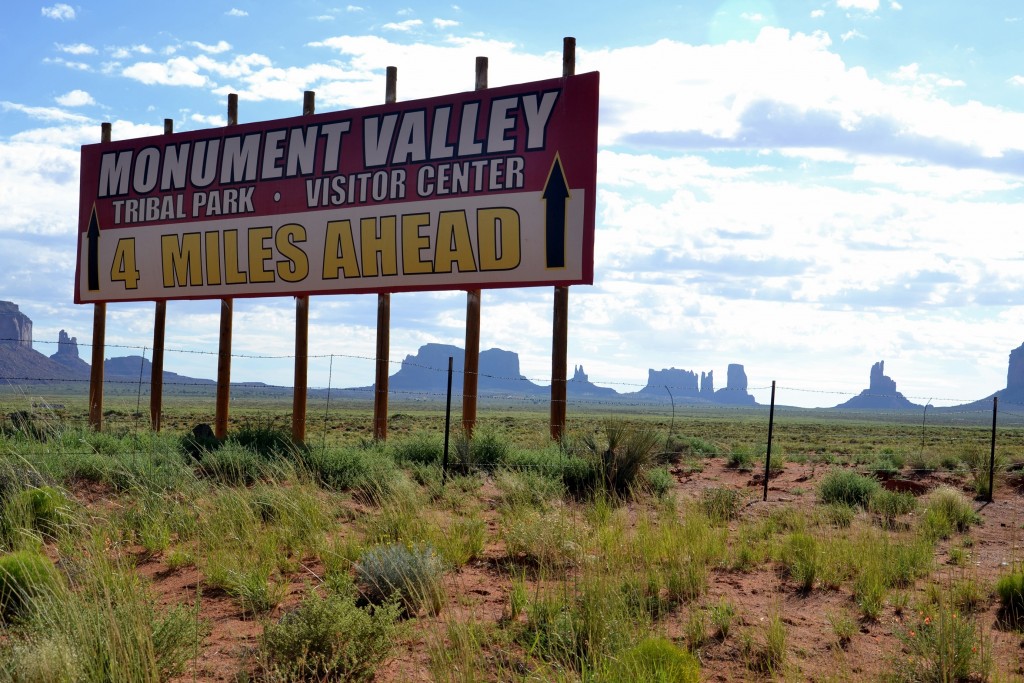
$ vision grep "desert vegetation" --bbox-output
[0,401,1022,681]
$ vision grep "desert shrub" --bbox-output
[868,489,917,528]
[583,421,660,497]
[493,469,565,510]
[194,442,265,485]
[700,487,744,523]
[889,595,991,682]
[304,446,399,500]
[3,486,73,541]
[922,486,980,538]
[959,444,1006,499]
[822,503,856,528]
[456,426,511,471]
[726,445,756,471]
[389,433,443,466]
[645,467,673,498]
[818,469,879,508]
[996,567,1024,626]
[355,542,445,616]
[502,506,585,568]
[260,589,400,682]
[0,550,60,621]
[780,532,819,593]
[601,636,700,682]
[228,422,300,461]
[561,456,601,498]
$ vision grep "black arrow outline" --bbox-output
[542,154,571,269]
[87,204,100,292]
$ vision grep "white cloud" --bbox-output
[891,1,902,9]
[108,45,153,59]
[837,0,879,11]
[741,12,766,22]
[811,9,825,18]
[1009,75,1024,87]
[315,15,334,22]
[55,89,95,107]
[226,8,248,17]
[190,112,226,126]
[397,8,415,16]
[433,18,459,29]
[43,57,90,71]
[191,40,232,54]
[57,43,96,55]
[841,29,867,41]
[0,101,91,123]
[122,57,211,87]
[383,19,423,31]
[347,5,364,11]
[41,3,75,20]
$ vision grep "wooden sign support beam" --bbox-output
[550,37,575,441]
[88,122,112,432]
[462,56,488,439]
[373,66,398,441]
[292,91,315,445]
[214,94,238,441]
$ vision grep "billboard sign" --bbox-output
[75,72,599,303]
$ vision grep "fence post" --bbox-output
[989,395,998,503]
[763,380,776,502]
[443,356,454,486]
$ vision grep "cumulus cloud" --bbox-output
[55,90,95,107]
[57,43,96,55]
[837,0,879,11]
[347,5,364,11]
[382,19,423,31]
[810,9,825,18]
[433,18,459,28]
[191,40,232,54]
[841,29,866,41]
[122,57,211,87]
[226,8,248,17]
[1,101,91,123]
[190,112,227,126]
[41,3,74,20]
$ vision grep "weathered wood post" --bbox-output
[373,66,397,441]
[550,37,575,441]
[292,91,315,444]
[214,94,238,440]
[462,56,488,438]
[150,118,173,432]
[88,122,112,432]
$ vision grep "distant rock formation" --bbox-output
[836,361,919,410]
[700,371,714,397]
[568,365,618,398]
[715,364,756,405]
[0,301,32,348]
[383,343,544,396]
[1008,344,1024,392]
[635,364,756,405]
[50,330,90,374]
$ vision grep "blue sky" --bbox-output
[4,0,1024,408]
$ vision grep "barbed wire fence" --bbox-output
[2,336,1024,500]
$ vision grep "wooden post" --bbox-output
[150,118,173,432]
[989,395,998,503]
[88,122,112,432]
[462,56,487,438]
[550,37,575,441]
[292,92,315,444]
[373,67,397,441]
[763,380,777,502]
[214,94,238,441]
